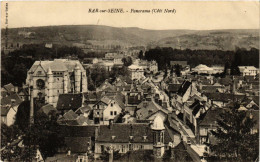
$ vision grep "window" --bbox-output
[121,145,125,153]
[114,111,117,115]
[101,145,104,152]
[110,111,113,116]
[140,145,144,150]
[37,71,42,75]
[97,111,99,115]
[111,103,113,106]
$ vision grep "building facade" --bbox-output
[26,59,88,107]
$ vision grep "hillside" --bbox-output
[1,25,259,50]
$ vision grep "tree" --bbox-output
[100,146,121,161]
[174,64,181,77]
[206,104,259,161]
[22,111,65,160]
[138,50,144,59]
[122,56,132,67]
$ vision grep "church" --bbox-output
[26,59,88,107]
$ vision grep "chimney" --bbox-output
[109,120,113,130]
[95,126,100,140]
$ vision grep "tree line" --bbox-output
[141,47,259,70]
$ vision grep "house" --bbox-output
[96,80,116,92]
[95,116,173,159]
[56,93,83,114]
[1,93,23,126]
[75,106,92,117]
[197,107,224,144]
[183,99,208,135]
[125,91,143,108]
[93,95,124,124]
[136,100,168,121]
[177,80,199,103]
[238,66,259,76]
[83,91,102,106]
[58,110,90,126]
[128,64,145,81]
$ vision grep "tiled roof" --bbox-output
[64,137,91,153]
[136,101,161,120]
[1,93,22,106]
[177,80,192,97]
[1,106,12,116]
[75,106,92,115]
[56,93,83,111]
[205,93,245,102]
[189,100,203,116]
[199,108,224,126]
[2,83,15,93]
[63,110,78,120]
[38,104,56,115]
[96,123,172,144]
[168,84,182,93]
[29,59,85,74]
[60,125,96,137]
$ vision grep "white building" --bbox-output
[238,66,259,76]
[128,64,145,80]
[26,59,88,107]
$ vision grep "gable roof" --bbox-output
[28,59,85,74]
[189,100,203,116]
[199,108,224,126]
[1,93,23,107]
[38,104,56,115]
[2,83,15,93]
[63,110,78,120]
[56,93,83,111]
[177,80,192,97]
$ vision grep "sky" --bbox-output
[1,1,259,30]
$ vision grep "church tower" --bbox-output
[151,115,165,158]
[47,67,54,105]
[75,64,81,93]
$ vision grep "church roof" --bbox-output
[29,59,85,74]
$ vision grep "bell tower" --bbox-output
[151,115,165,158]
[74,64,81,93]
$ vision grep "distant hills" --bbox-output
[1,25,259,50]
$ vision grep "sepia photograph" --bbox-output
[0,1,259,162]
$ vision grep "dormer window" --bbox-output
[129,136,133,140]
[112,136,116,140]
[143,136,147,140]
